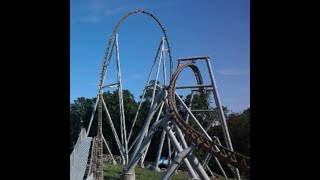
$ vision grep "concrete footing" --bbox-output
[120,173,135,180]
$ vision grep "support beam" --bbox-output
[176,84,213,89]
[205,58,241,179]
[167,135,172,165]
[101,82,119,89]
[124,90,165,174]
[102,134,117,165]
[115,34,128,164]
[161,146,194,180]
[191,109,215,112]
[140,102,165,167]
[163,122,199,179]
[170,123,210,180]
[127,38,164,143]
[150,41,163,107]
[162,37,167,85]
[153,128,166,172]
[185,91,194,124]
[102,97,125,162]
[124,117,165,174]
[177,56,210,61]
[175,93,213,141]
[86,95,99,137]
[88,137,95,178]
[100,36,116,88]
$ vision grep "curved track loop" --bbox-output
[99,9,173,90]
[167,63,250,172]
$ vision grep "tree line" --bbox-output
[70,86,250,177]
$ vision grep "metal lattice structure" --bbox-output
[70,9,250,180]
[70,129,93,180]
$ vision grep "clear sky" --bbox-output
[70,0,250,113]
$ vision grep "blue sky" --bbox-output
[70,0,250,113]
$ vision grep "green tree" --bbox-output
[70,97,96,154]
[208,108,250,178]
[101,90,138,155]
[227,108,250,156]
[70,86,250,179]
[70,90,138,155]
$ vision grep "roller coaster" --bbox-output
[70,10,250,180]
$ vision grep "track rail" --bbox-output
[167,63,250,172]
[98,9,173,91]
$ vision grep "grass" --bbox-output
[103,163,189,180]
[102,163,235,179]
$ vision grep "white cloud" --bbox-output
[104,6,128,16]
[79,16,102,23]
[73,0,176,24]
